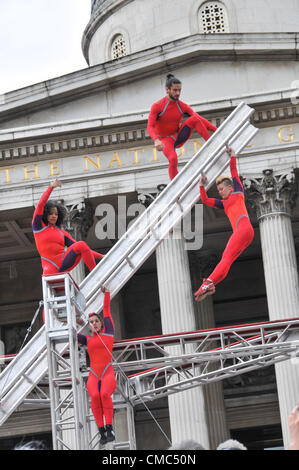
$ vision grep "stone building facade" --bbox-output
[0,0,298,450]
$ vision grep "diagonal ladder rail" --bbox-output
[0,102,258,427]
[80,102,258,316]
[0,326,48,426]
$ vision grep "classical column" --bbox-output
[245,169,299,448]
[155,226,210,449]
[137,186,211,447]
[189,251,219,330]
[189,251,230,449]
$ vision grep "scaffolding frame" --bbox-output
[42,273,137,450]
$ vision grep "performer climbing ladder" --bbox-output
[147,73,217,180]
[77,287,116,446]
[194,147,254,301]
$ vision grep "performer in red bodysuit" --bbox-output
[32,179,103,276]
[194,148,254,301]
[147,73,217,180]
[78,288,116,445]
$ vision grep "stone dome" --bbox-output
[91,0,109,15]
[83,0,299,66]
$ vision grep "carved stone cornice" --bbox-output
[0,128,148,164]
[60,199,94,241]
[243,169,298,220]
[1,102,299,164]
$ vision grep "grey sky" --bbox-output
[0,0,91,95]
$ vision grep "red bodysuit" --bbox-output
[200,156,254,285]
[32,186,103,276]
[147,96,217,180]
[78,292,116,428]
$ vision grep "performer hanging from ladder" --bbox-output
[194,147,254,301]
[32,178,103,276]
[77,287,116,446]
[147,73,217,180]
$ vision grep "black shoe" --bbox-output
[105,424,115,443]
[99,426,107,445]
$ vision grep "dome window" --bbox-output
[199,1,229,33]
[111,34,127,60]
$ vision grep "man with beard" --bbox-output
[147,73,217,180]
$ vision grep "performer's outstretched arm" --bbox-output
[32,178,61,231]
[229,154,244,193]
[200,185,224,210]
[32,186,53,232]
[103,289,114,336]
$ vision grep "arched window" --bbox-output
[199,1,229,34]
[111,34,127,60]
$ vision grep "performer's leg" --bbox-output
[91,250,103,260]
[195,219,254,300]
[86,373,104,428]
[59,241,96,273]
[100,366,116,426]
[175,114,213,148]
[161,137,179,180]
[209,219,254,286]
[198,115,218,133]
[100,366,116,442]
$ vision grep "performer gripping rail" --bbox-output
[147,73,217,180]
[194,148,254,301]
[32,178,103,276]
[78,287,116,445]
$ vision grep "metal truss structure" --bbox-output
[116,319,299,404]
[1,273,299,449]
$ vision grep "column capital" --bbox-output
[243,169,298,220]
[59,198,94,241]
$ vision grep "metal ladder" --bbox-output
[42,273,89,450]
[79,101,258,317]
[0,101,258,435]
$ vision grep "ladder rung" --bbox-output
[176,198,184,212]
[150,226,159,239]
[125,256,134,269]
[48,330,69,340]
